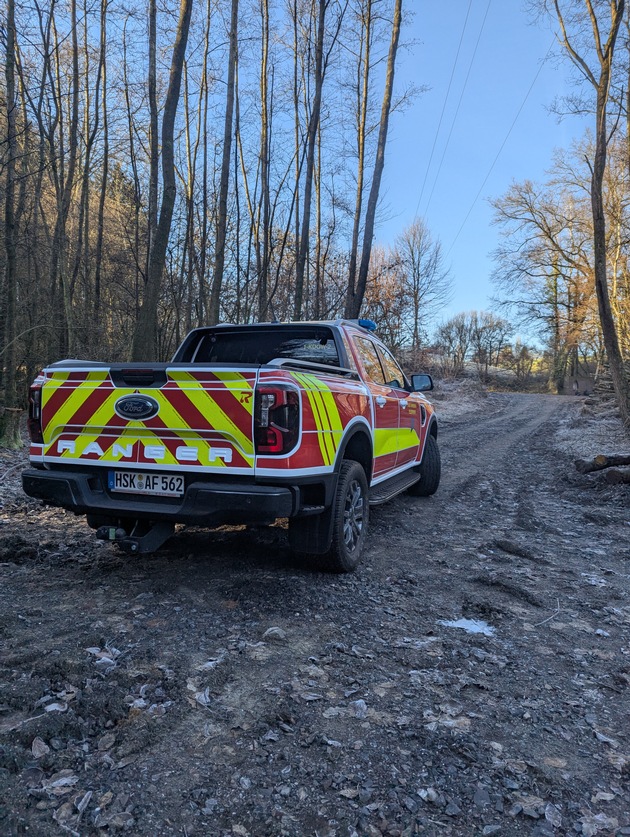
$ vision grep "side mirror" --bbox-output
[411,373,433,392]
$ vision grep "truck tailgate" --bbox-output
[37,365,257,474]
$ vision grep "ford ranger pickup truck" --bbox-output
[22,320,440,572]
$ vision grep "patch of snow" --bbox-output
[438,618,496,637]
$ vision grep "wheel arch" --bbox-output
[334,420,373,484]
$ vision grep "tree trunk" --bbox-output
[592,70,630,421]
[346,0,372,312]
[94,0,109,323]
[0,0,22,448]
[346,0,402,319]
[258,0,271,321]
[122,22,143,317]
[46,0,80,357]
[147,0,159,280]
[209,0,239,325]
[131,0,194,361]
[294,0,327,321]
[195,1,213,325]
[553,0,628,423]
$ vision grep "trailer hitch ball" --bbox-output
[96,526,129,542]
[95,521,174,554]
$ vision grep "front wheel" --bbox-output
[408,435,441,497]
[321,460,369,573]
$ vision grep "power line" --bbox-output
[414,0,473,218]
[423,0,492,217]
[445,38,556,260]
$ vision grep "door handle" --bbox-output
[400,399,408,408]
[375,396,387,407]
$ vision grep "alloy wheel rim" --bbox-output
[343,479,364,551]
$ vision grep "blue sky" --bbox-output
[377,1,589,324]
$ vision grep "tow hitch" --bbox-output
[96,520,175,554]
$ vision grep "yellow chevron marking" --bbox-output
[142,397,249,466]
[44,375,112,437]
[45,388,121,444]
[173,372,254,455]
[45,379,255,467]
[41,372,69,396]
[168,370,254,408]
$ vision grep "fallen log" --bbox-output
[575,454,630,474]
[605,467,630,485]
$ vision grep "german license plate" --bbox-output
[108,471,184,497]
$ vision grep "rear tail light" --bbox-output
[254,385,299,455]
[27,375,45,444]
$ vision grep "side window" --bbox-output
[354,337,386,385]
[377,346,406,390]
[340,334,358,372]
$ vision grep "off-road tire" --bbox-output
[408,435,441,497]
[319,459,369,573]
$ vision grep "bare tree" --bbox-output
[393,218,452,347]
[345,0,402,318]
[346,0,373,314]
[435,312,474,376]
[147,0,159,272]
[257,0,272,320]
[491,173,596,391]
[0,0,21,447]
[2,0,433,399]
[209,0,239,324]
[547,0,629,421]
[94,0,109,322]
[131,0,194,361]
[294,0,348,319]
[469,311,513,381]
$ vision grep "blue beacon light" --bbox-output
[358,318,377,332]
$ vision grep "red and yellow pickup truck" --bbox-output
[22,320,439,571]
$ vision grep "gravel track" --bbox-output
[1,392,629,836]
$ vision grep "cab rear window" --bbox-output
[188,328,341,367]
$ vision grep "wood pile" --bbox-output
[575,454,630,484]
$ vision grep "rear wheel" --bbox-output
[321,459,369,572]
[408,435,441,497]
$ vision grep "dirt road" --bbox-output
[1,392,629,836]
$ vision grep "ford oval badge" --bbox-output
[114,395,160,421]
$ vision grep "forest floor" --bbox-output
[1,385,629,837]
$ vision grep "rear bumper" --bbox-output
[22,468,297,525]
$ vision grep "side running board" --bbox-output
[369,469,421,505]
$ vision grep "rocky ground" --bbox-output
[1,386,629,837]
